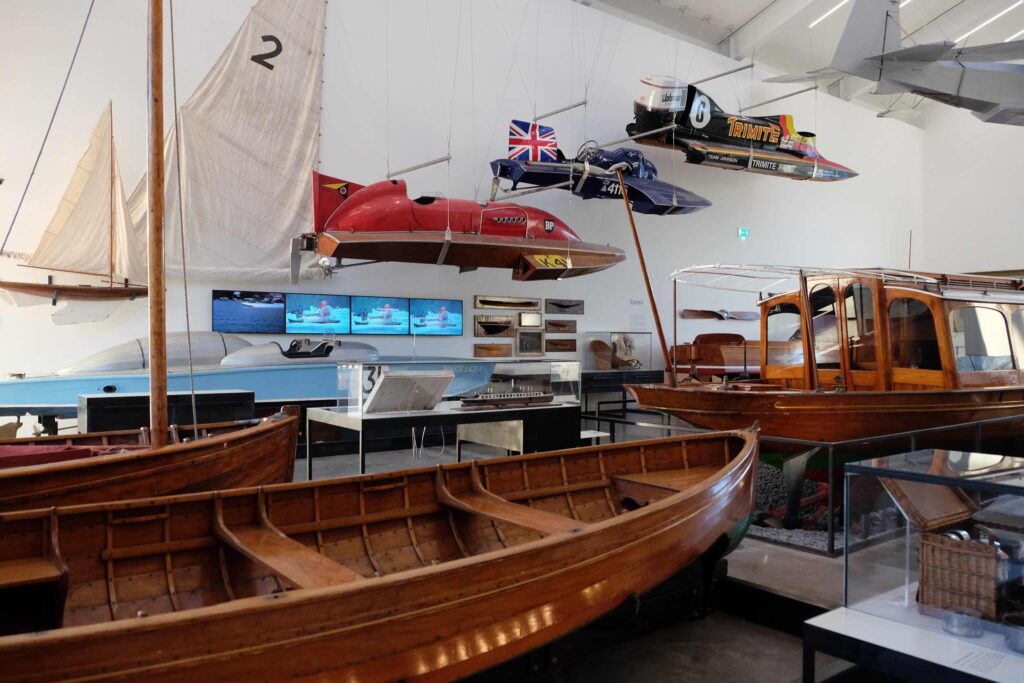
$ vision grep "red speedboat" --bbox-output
[305,172,625,280]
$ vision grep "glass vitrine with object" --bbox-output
[583,332,653,371]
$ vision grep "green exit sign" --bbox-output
[737,227,751,240]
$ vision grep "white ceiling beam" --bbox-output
[720,0,818,60]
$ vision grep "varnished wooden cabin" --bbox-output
[0,430,756,682]
[632,266,1024,441]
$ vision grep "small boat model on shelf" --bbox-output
[302,174,625,281]
[630,265,1024,442]
[460,391,555,409]
[0,428,757,681]
[0,412,298,512]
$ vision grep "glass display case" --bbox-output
[583,331,653,371]
[335,359,581,413]
[844,449,1024,660]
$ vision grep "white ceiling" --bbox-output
[584,0,1024,120]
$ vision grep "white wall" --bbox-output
[0,0,925,376]
[915,104,1024,274]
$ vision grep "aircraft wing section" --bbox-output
[624,178,711,216]
[864,42,956,62]
[956,39,1024,63]
[764,67,844,84]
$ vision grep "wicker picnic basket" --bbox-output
[918,532,1002,620]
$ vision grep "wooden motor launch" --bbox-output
[0,429,757,681]
[0,414,298,512]
[630,265,1024,442]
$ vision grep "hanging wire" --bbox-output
[444,0,467,231]
[168,0,199,439]
[1,0,96,255]
[385,0,391,176]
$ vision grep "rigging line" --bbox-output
[445,0,466,232]
[1,0,96,256]
[492,0,537,118]
[470,2,480,198]
[385,0,391,176]
[421,0,444,148]
[168,0,198,439]
[584,13,608,99]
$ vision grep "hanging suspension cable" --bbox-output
[1,0,96,255]
[168,0,199,439]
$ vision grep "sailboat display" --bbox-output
[0,104,147,323]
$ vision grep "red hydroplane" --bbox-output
[300,172,625,281]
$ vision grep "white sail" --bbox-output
[28,103,146,283]
[134,0,326,281]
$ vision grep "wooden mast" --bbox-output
[798,269,819,391]
[147,0,168,446]
[108,103,115,288]
[614,169,674,386]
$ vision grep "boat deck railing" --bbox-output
[582,407,1024,556]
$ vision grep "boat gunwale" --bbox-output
[0,428,757,652]
[0,415,296,481]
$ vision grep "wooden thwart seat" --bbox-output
[436,466,588,535]
[0,557,64,590]
[214,494,362,590]
[613,466,720,503]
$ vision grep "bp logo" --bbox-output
[689,94,711,129]
[544,219,555,233]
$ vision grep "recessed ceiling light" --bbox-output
[956,0,1023,43]
[809,0,852,29]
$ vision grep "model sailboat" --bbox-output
[0,104,147,323]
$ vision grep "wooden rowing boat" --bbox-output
[0,413,298,512]
[0,428,756,681]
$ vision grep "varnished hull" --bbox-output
[316,231,625,280]
[0,280,147,301]
[629,383,1024,442]
[0,416,298,511]
[0,429,756,681]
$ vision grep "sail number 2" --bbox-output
[251,35,282,70]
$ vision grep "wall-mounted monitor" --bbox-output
[410,298,463,336]
[285,293,350,335]
[211,290,285,334]
[351,296,410,335]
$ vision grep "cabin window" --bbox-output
[889,298,941,370]
[810,285,841,369]
[1012,309,1024,354]
[844,284,876,370]
[765,302,804,366]
[949,307,1014,372]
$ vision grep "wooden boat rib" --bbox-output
[0,413,298,512]
[0,428,756,681]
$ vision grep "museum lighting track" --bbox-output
[956,0,1023,43]
[809,0,851,29]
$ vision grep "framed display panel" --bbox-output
[410,298,463,336]
[545,298,584,315]
[474,315,514,338]
[545,319,577,334]
[474,343,513,358]
[518,312,542,328]
[545,339,577,353]
[212,290,285,334]
[285,293,350,335]
[584,331,653,370]
[516,329,545,357]
[351,296,410,335]
[474,295,541,311]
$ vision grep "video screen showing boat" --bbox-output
[410,298,463,336]
[212,290,285,334]
[351,296,410,335]
[285,293,350,335]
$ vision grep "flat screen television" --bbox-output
[211,290,285,334]
[285,293,350,335]
[410,298,463,336]
[350,296,410,335]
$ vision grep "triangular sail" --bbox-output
[134,0,326,280]
[28,103,145,283]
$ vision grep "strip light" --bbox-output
[956,0,1023,43]
[1006,26,1024,41]
[900,0,914,7]
[809,0,852,28]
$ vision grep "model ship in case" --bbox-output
[627,76,857,182]
[302,173,625,281]
[630,265,1024,442]
[461,364,557,408]
[0,429,757,681]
